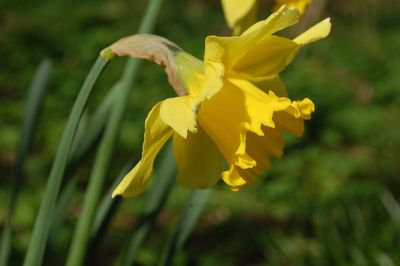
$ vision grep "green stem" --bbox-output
[65,0,165,265]
[23,57,108,266]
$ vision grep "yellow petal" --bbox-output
[204,8,330,82]
[205,6,300,71]
[234,18,331,76]
[201,62,225,100]
[272,96,315,136]
[112,102,173,197]
[294,18,331,45]
[173,127,224,189]
[221,0,258,30]
[159,96,198,138]
[233,18,330,79]
[231,35,299,77]
[240,5,300,38]
[222,165,254,189]
[202,40,226,99]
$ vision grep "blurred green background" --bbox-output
[1,0,400,265]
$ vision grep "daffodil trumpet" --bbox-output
[102,6,331,198]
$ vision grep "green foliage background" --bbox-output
[1,0,400,265]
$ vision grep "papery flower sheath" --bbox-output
[221,0,313,35]
[103,6,331,197]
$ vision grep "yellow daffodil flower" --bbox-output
[221,0,313,35]
[104,6,331,197]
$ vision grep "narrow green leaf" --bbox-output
[23,57,108,266]
[69,112,89,164]
[49,82,119,247]
[49,177,77,247]
[0,59,51,266]
[158,189,211,266]
[120,144,176,266]
[66,0,165,264]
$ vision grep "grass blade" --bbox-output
[158,188,211,266]
[49,177,77,247]
[120,144,176,266]
[0,59,51,266]
[49,81,118,235]
[49,83,120,251]
[23,57,108,266]
[66,0,165,264]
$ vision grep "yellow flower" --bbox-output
[274,0,312,15]
[108,6,331,197]
[221,1,313,35]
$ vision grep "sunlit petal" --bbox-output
[112,102,173,197]
[160,96,198,138]
[205,6,300,72]
[231,36,299,77]
[294,18,331,45]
